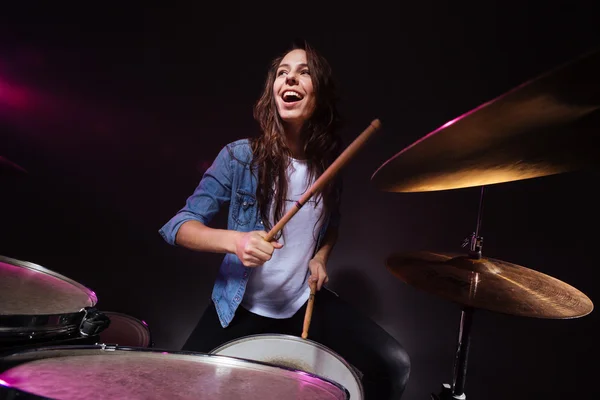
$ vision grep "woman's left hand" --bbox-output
[308,257,329,291]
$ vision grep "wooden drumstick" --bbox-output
[263,119,382,339]
[264,118,382,242]
[302,279,317,339]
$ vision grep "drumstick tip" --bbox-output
[371,119,382,129]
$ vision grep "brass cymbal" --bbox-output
[372,49,600,192]
[386,251,593,319]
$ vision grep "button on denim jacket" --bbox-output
[159,139,341,328]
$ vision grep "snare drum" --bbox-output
[99,312,152,348]
[0,345,349,399]
[0,255,98,347]
[210,334,364,400]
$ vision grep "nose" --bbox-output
[285,72,298,85]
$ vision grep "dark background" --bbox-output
[1,1,599,399]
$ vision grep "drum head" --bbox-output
[0,345,349,400]
[99,312,152,348]
[0,256,96,315]
[0,255,97,339]
[210,334,364,400]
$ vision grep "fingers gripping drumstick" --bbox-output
[263,119,382,339]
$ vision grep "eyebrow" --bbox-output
[277,63,309,70]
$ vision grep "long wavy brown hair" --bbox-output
[251,39,343,238]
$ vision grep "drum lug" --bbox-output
[98,343,118,351]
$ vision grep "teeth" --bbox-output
[283,90,302,99]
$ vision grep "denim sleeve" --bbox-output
[158,145,233,246]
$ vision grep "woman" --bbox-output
[159,39,410,399]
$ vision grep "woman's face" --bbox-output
[273,49,316,129]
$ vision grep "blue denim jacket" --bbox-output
[159,139,341,328]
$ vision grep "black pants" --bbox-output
[182,288,411,400]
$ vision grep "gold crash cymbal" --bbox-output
[372,49,600,192]
[386,251,593,319]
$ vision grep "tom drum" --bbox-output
[0,345,349,399]
[210,334,364,400]
[98,312,152,348]
[0,255,98,348]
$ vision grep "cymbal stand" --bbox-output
[432,185,485,400]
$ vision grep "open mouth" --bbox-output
[282,90,304,103]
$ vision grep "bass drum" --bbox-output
[0,345,349,400]
[99,312,153,348]
[0,255,98,347]
[210,334,364,400]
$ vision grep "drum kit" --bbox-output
[0,47,598,399]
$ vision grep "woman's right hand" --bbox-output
[234,231,283,267]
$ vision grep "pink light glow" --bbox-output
[440,117,459,129]
[141,320,148,327]
[0,77,32,110]
[0,378,10,387]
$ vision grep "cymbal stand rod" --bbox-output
[452,306,474,398]
[434,186,482,400]
[432,306,474,400]
[468,186,485,259]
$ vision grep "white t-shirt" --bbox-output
[241,158,324,318]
